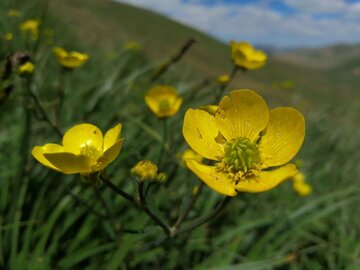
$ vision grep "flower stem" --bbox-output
[173,182,204,230]
[214,65,239,102]
[176,196,232,236]
[157,119,168,167]
[151,38,196,82]
[138,182,171,235]
[100,175,136,206]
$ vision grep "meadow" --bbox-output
[0,0,360,269]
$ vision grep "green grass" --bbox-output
[0,0,359,269]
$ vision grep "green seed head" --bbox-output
[223,137,260,173]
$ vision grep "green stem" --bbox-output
[100,175,136,206]
[214,65,239,102]
[157,119,167,167]
[176,196,232,236]
[138,182,171,235]
[173,182,204,230]
[92,185,118,229]
[54,68,67,125]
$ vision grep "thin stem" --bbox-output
[215,65,239,102]
[54,68,67,125]
[100,175,136,206]
[27,86,63,138]
[176,196,232,236]
[157,119,167,167]
[138,182,171,235]
[151,38,196,82]
[173,182,204,230]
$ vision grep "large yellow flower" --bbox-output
[230,41,267,70]
[183,90,305,196]
[145,85,183,118]
[53,47,89,68]
[32,123,123,175]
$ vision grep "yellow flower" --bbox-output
[217,74,230,85]
[145,85,183,118]
[230,41,267,70]
[18,61,35,74]
[183,89,305,196]
[8,9,21,17]
[124,41,142,51]
[32,123,123,175]
[4,32,13,41]
[180,149,203,165]
[199,105,219,116]
[131,160,158,181]
[20,19,40,39]
[53,47,89,68]
[292,172,312,196]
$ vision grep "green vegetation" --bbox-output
[0,0,359,269]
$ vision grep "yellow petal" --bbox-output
[215,90,269,142]
[31,143,65,171]
[186,159,237,196]
[183,109,224,161]
[235,163,297,193]
[96,139,124,171]
[103,123,122,151]
[62,123,103,154]
[43,152,92,174]
[259,107,305,167]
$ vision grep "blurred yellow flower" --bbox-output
[292,172,312,196]
[124,41,142,51]
[156,172,168,183]
[181,149,203,165]
[230,41,267,70]
[32,123,123,175]
[183,89,305,196]
[131,160,158,181]
[53,47,89,68]
[145,85,183,118]
[217,74,230,85]
[18,61,35,74]
[20,19,40,39]
[199,105,219,116]
[4,32,13,41]
[8,9,21,17]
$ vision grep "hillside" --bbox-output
[48,0,359,106]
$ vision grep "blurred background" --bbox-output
[0,0,359,269]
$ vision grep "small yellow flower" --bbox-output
[53,47,89,68]
[145,85,183,118]
[199,105,219,116]
[217,74,230,85]
[156,172,168,183]
[292,172,312,196]
[124,41,142,51]
[131,160,158,181]
[20,19,40,39]
[183,89,305,196]
[18,61,35,74]
[4,32,13,41]
[230,41,267,70]
[8,9,21,17]
[32,123,123,175]
[180,149,203,166]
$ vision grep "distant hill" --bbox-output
[48,0,359,106]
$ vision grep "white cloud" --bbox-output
[115,0,360,48]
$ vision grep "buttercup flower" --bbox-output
[217,74,230,85]
[183,89,305,196]
[180,149,203,166]
[53,47,89,68]
[18,61,35,74]
[145,85,183,118]
[131,160,158,181]
[292,172,312,196]
[199,105,219,116]
[4,32,13,41]
[230,41,267,70]
[8,9,21,17]
[32,123,123,175]
[20,19,40,39]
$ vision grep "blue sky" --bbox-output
[116,0,360,48]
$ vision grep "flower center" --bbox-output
[158,99,171,112]
[80,141,101,161]
[223,137,260,173]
